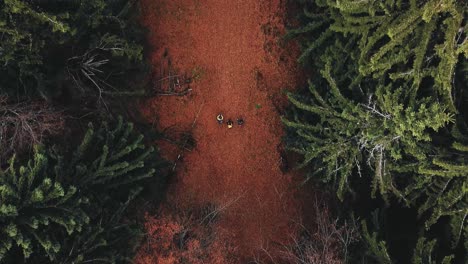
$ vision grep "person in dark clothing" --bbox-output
[237,118,244,126]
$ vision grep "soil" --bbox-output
[136,0,305,262]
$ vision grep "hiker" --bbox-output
[237,118,244,126]
[227,119,233,129]
[216,114,224,124]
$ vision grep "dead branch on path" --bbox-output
[160,125,196,151]
[199,191,247,225]
[152,53,193,97]
[153,74,192,96]
[171,102,204,171]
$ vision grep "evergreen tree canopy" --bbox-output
[288,0,467,111]
[0,116,164,263]
[63,115,160,196]
[0,147,88,261]
[286,0,467,261]
[284,62,453,201]
[0,0,148,101]
[406,122,468,250]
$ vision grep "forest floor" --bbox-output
[135,0,307,262]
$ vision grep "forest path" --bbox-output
[138,0,304,261]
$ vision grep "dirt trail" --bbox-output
[137,0,304,262]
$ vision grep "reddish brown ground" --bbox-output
[136,0,305,262]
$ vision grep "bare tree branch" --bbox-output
[0,96,64,161]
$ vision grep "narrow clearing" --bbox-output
[137,0,304,262]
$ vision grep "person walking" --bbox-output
[227,119,234,129]
[217,114,224,124]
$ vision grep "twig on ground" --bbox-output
[199,191,246,225]
[171,102,204,171]
[155,88,192,96]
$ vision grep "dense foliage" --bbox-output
[0,0,164,263]
[0,0,148,102]
[0,117,163,263]
[285,0,467,262]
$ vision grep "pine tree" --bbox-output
[0,0,148,100]
[287,0,467,261]
[289,0,467,111]
[50,116,164,264]
[54,188,143,264]
[0,0,72,99]
[0,146,88,262]
[362,223,457,264]
[412,237,455,264]
[283,62,453,200]
[361,213,457,264]
[360,220,392,264]
[0,116,164,262]
[63,115,161,196]
[404,121,468,251]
